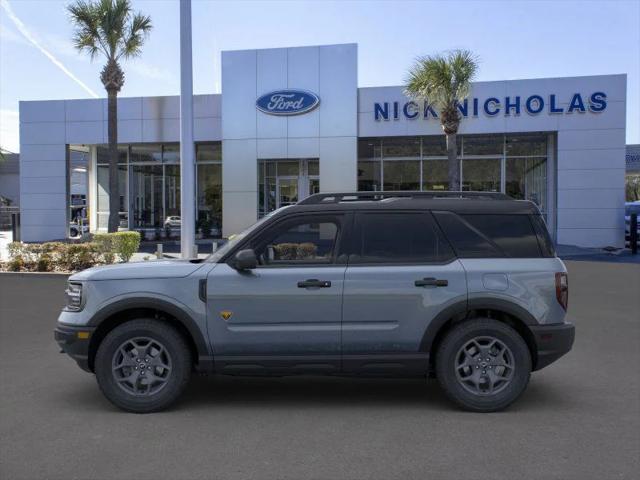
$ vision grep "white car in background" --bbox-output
[164,216,181,228]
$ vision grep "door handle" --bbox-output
[415,277,448,287]
[297,279,332,288]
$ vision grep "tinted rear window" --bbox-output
[434,212,543,258]
[350,212,455,264]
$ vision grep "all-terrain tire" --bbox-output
[95,319,192,413]
[435,318,531,412]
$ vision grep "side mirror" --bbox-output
[233,249,257,271]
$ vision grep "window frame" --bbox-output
[236,212,349,269]
[345,210,457,267]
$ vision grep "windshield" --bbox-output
[207,206,292,263]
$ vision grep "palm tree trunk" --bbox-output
[446,132,460,191]
[107,89,120,233]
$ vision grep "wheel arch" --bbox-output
[422,298,539,371]
[86,298,212,373]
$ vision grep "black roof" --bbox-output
[282,191,541,215]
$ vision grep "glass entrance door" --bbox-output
[259,159,319,216]
[277,177,299,207]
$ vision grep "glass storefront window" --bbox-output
[130,144,162,163]
[163,144,180,163]
[382,137,420,159]
[97,164,128,229]
[422,159,449,191]
[164,164,180,220]
[463,135,503,155]
[421,136,447,157]
[357,161,381,191]
[383,160,420,191]
[196,143,222,162]
[197,163,222,236]
[506,133,547,156]
[130,164,164,228]
[506,157,547,212]
[97,145,127,164]
[358,138,381,159]
[462,158,501,192]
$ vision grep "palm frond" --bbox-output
[405,49,479,110]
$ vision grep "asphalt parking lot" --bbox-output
[1,261,639,480]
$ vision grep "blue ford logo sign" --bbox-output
[256,90,320,116]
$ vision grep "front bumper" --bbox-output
[54,324,96,373]
[530,322,575,371]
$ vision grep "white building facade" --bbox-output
[19,43,627,247]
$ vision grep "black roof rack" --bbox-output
[297,191,510,205]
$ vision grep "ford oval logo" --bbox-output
[256,89,320,116]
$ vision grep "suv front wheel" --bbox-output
[95,319,192,413]
[435,318,531,412]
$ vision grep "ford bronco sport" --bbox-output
[55,191,575,413]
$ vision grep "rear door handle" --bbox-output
[297,279,332,288]
[415,277,448,287]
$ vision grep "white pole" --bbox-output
[179,0,196,259]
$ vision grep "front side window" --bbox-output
[351,212,454,264]
[253,217,341,266]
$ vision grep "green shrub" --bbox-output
[7,255,25,272]
[112,231,140,262]
[36,254,52,272]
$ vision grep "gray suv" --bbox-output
[55,191,575,413]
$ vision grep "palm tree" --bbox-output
[405,50,478,191]
[68,0,152,232]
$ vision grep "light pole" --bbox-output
[179,0,195,258]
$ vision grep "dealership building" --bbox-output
[19,43,627,247]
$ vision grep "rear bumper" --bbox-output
[530,322,575,371]
[54,324,95,373]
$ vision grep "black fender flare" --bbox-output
[87,297,212,370]
[420,297,538,353]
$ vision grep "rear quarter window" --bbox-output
[434,212,543,258]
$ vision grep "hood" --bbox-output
[70,259,205,281]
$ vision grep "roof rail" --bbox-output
[297,191,510,205]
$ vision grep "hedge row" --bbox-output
[2,232,141,273]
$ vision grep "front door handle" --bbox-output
[297,279,331,288]
[415,277,448,287]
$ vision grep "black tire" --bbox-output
[435,318,531,412]
[95,319,192,413]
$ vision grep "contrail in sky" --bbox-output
[1,0,100,98]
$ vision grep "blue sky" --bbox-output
[1,0,638,152]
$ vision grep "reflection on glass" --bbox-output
[196,143,222,162]
[382,137,420,158]
[197,163,222,235]
[506,157,547,212]
[421,136,447,156]
[358,139,381,159]
[97,145,128,164]
[131,164,163,228]
[462,158,501,192]
[463,135,503,155]
[422,159,449,190]
[383,160,420,191]
[506,134,547,156]
[308,160,319,176]
[97,164,128,228]
[357,161,381,191]
[164,165,180,219]
[163,144,180,163]
[130,144,162,163]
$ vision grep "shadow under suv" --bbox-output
[55,191,575,413]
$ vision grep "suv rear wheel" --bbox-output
[95,319,192,413]
[435,318,531,412]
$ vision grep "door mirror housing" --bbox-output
[233,249,257,271]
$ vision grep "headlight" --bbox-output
[65,282,83,311]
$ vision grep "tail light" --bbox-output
[555,272,568,311]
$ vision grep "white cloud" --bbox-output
[0,109,19,153]
[0,0,99,98]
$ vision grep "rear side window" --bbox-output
[530,214,556,257]
[350,212,454,264]
[434,212,543,258]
